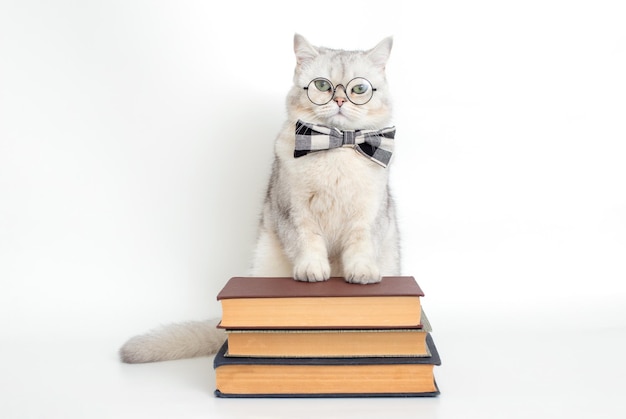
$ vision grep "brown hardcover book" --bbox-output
[217,276,423,328]
[214,334,441,397]
[223,310,432,358]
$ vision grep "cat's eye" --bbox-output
[314,79,332,92]
[351,84,369,95]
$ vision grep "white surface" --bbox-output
[1,321,625,419]
[1,1,625,418]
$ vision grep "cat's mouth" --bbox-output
[315,104,358,127]
[333,105,350,118]
[328,111,348,125]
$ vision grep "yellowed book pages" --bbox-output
[216,364,437,395]
[226,329,430,358]
[220,296,421,328]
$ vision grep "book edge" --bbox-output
[213,385,440,398]
[213,334,441,367]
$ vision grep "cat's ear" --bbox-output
[294,34,319,65]
[367,37,393,69]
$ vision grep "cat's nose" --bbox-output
[334,85,347,107]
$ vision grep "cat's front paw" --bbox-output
[344,260,381,284]
[293,257,331,282]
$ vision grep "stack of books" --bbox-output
[213,276,441,397]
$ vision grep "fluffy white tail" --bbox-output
[119,319,226,363]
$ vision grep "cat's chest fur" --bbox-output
[274,126,390,252]
[293,149,386,215]
[281,125,386,194]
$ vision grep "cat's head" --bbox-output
[287,34,393,130]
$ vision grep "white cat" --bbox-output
[120,34,401,363]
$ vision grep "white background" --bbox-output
[1,1,625,418]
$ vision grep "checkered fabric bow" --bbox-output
[294,120,395,168]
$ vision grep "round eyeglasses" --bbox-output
[303,77,376,106]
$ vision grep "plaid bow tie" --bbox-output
[294,120,395,168]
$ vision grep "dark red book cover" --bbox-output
[216,276,424,300]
